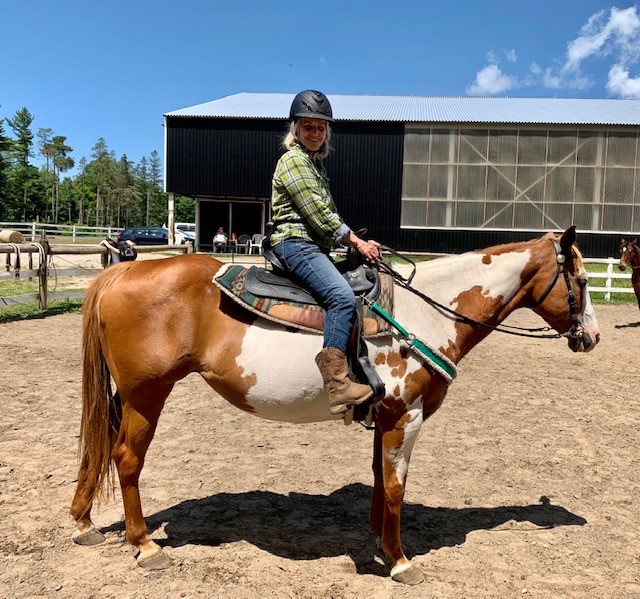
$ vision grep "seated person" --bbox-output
[213,227,228,252]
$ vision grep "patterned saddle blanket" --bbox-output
[213,264,394,337]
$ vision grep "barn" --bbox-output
[164,93,640,256]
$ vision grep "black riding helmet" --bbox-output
[289,90,334,122]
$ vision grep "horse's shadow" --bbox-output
[101,483,585,576]
[615,321,640,328]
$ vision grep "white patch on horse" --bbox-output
[392,400,424,483]
[395,250,531,352]
[236,321,340,424]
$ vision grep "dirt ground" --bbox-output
[1,269,640,598]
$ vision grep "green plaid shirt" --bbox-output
[270,145,345,249]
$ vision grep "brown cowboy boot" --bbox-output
[315,348,373,414]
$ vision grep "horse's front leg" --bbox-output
[370,401,425,585]
[114,387,172,569]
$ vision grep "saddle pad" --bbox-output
[213,263,393,337]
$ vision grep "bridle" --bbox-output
[531,239,582,341]
[620,243,640,269]
[376,239,584,341]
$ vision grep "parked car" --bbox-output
[164,227,195,244]
[118,227,168,245]
[179,229,196,244]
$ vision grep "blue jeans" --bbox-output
[272,238,356,352]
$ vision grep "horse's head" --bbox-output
[619,238,638,271]
[531,226,600,353]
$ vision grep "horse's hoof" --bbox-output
[72,525,106,546]
[391,565,425,585]
[137,549,172,570]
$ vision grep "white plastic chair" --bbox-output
[249,234,265,254]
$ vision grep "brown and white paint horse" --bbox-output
[619,238,640,309]
[70,226,599,585]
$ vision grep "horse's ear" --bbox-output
[632,239,638,246]
[559,225,577,253]
[621,238,627,245]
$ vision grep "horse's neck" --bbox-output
[402,246,535,360]
[415,248,532,315]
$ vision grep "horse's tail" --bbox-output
[78,264,131,503]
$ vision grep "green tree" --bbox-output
[87,138,117,226]
[50,135,74,222]
[148,150,166,225]
[0,117,11,219]
[175,195,195,223]
[6,107,36,220]
[37,127,54,219]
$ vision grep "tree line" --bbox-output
[0,106,194,228]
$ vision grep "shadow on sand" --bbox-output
[615,320,640,328]
[100,483,586,577]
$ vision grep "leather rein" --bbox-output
[376,239,583,341]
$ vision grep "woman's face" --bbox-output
[297,118,327,153]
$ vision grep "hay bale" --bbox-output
[0,229,24,243]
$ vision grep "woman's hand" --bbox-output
[354,239,382,262]
[344,231,382,262]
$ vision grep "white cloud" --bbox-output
[468,6,640,98]
[607,63,640,97]
[466,64,518,95]
[505,49,517,63]
[563,7,640,73]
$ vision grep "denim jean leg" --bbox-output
[273,239,356,352]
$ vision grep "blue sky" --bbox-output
[2,1,640,174]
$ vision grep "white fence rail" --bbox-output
[583,257,635,301]
[0,221,122,242]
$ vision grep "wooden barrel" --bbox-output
[0,229,24,243]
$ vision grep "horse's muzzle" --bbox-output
[619,265,627,272]
[568,331,599,352]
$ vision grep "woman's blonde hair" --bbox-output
[282,120,333,159]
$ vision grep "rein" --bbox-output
[375,240,581,340]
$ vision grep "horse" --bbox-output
[619,238,640,309]
[69,225,600,585]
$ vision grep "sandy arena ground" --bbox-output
[1,256,639,598]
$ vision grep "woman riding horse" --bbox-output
[70,227,599,584]
[270,90,382,415]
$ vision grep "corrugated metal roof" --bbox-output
[165,92,640,125]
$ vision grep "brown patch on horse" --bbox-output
[386,350,408,378]
[98,255,258,413]
[448,284,505,360]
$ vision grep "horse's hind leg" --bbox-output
[70,389,124,546]
[114,384,173,569]
[70,454,107,545]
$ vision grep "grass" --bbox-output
[0,298,83,324]
[0,278,83,323]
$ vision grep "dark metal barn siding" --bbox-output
[166,118,286,197]
[165,117,631,257]
[327,122,404,245]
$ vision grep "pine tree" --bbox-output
[0,117,11,219]
[50,135,74,222]
[6,107,36,220]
